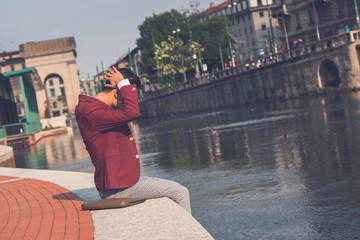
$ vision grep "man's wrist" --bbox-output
[117,79,130,89]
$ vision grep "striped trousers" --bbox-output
[99,176,192,214]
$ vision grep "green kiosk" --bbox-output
[0,67,43,140]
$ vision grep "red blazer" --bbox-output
[75,85,140,192]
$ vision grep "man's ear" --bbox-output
[113,89,118,99]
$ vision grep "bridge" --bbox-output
[140,30,360,117]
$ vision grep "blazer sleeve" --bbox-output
[86,85,140,131]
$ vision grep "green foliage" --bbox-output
[136,9,230,83]
[155,36,203,83]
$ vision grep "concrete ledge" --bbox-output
[0,146,15,167]
[0,167,214,240]
[29,127,68,145]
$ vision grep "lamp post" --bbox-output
[225,0,236,67]
[152,34,160,80]
[266,0,278,55]
[277,16,291,58]
[311,0,321,50]
[354,0,360,29]
[172,26,187,82]
[188,23,200,77]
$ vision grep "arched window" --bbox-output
[44,74,68,117]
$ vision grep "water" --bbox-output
[12,92,360,239]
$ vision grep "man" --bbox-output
[75,66,191,214]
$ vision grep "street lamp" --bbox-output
[354,0,360,29]
[311,0,321,50]
[226,0,237,66]
[172,26,187,82]
[277,16,291,58]
[266,0,278,55]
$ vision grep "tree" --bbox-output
[136,9,230,82]
[155,35,203,84]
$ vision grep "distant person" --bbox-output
[345,25,350,32]
[75,66,191,214]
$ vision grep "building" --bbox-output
[0,73,18,127]
[20,37,80,118]
[203,0,281,62]
[272,0,360,52]
[0,51,25,74]
[0,37,81,120]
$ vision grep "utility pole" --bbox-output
[188,23,199,77]
[266,0,277,54]
[173,25,187,82]
[152,34,160,80]
[224,14,235,67]
[96,66,102,92]
[128,48,133,71]
[87,73,93,96]
[219,43,225,70]
[354,0,360,29]
[311,0,321,50]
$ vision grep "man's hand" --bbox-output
[104,66,124,88]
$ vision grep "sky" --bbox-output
[0,0,223,80]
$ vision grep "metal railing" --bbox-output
[139,30,360,102]
[0,122,42,138]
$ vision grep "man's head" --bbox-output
[111,66,141,89]
[97,67,140,108]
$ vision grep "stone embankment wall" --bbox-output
[140,41,360,118]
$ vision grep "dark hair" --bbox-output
[112,66,141,89]
[101,66,141,93]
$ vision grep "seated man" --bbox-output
[75,66,191,214]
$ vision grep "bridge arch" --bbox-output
[319,60,340,87]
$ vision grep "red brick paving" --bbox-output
[0,176,94,240]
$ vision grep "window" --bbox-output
[15,96,20,103]
[11,65,15,71]
[22,63,26,69]
[260,11,264,17]
[244,27,247,35]
[53,102,58,109]
[59,78,63,84]
[257,0,262,5]
[248,14,251,20]
[237,17,240,24]
[250,25,253,33]
[50,89,55,97]
[239,29,242,36]
[63,100,68,107]
[60,87,65,96]
[261,24,266,30]
[62,109,68,114]
[52,110,60,117]
[243,16,245,22]
[49,79,54,86]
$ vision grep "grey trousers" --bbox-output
[99,176,192,214]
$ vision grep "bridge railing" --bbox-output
[0,122,42,138]
[139,30,360,102]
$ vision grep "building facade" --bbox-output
[20,37,80,118]
[203,0,281,62]
[0,74,18,126]
[273,0,360,52]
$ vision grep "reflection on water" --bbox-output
[12,92,360,239]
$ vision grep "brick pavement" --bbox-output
[0,176,94,240]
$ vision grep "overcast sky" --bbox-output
[0,0,223,79]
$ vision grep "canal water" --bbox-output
[13,92,360,239]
